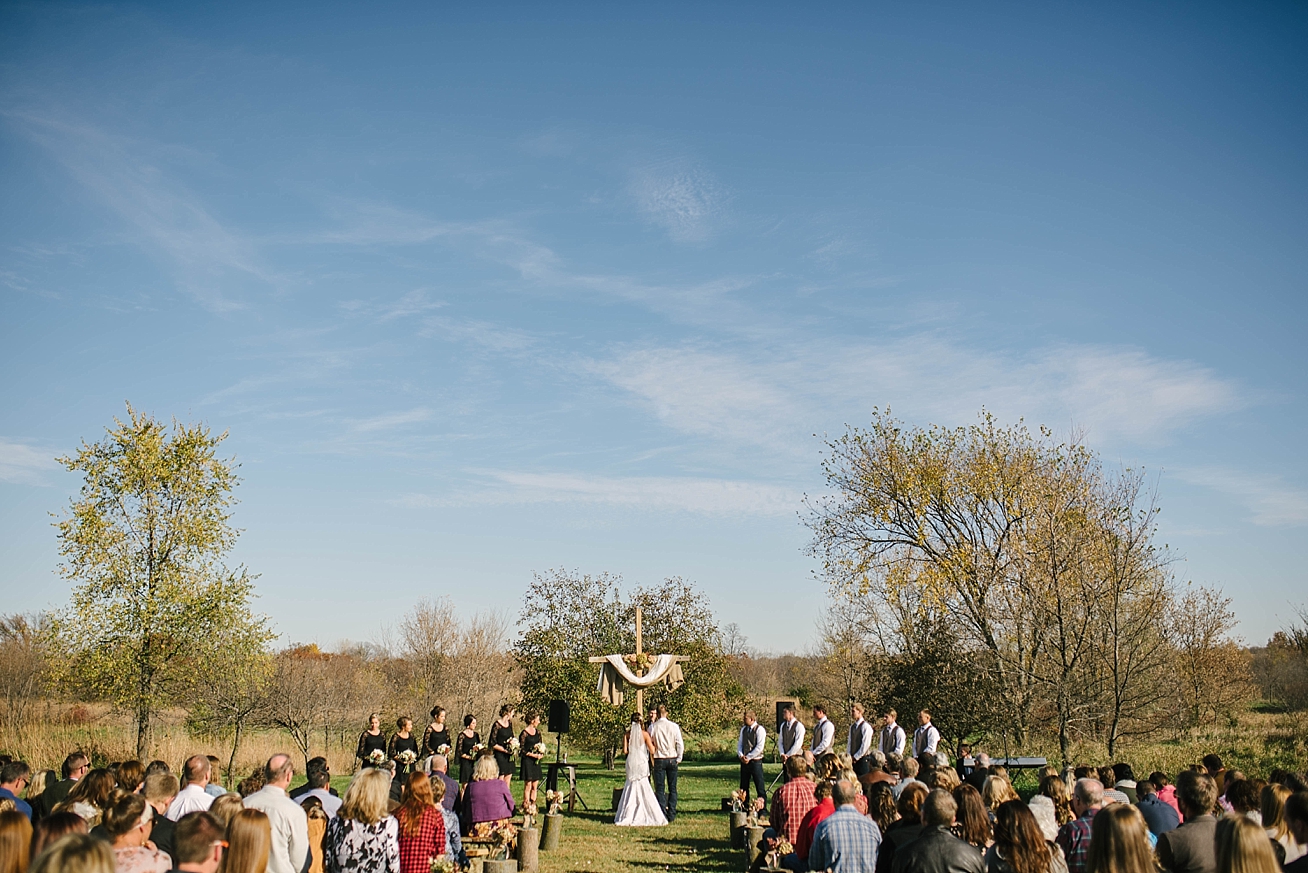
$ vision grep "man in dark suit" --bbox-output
[142,772,180,862]
[1157,771,1218,873]
[1136,779,1180,836]
[42,752,89,815]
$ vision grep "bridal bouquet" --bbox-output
[545,789,564,815]
[397,750,418,767]
[507,737,521,756]
[435,744,452,757]
[367,749,387,767]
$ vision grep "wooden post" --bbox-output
[634,606,644,717]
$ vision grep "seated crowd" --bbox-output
[757,746,1308,873]
[0,742,500,873]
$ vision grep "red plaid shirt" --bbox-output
[397,806,446,873]
[771,777,819,844]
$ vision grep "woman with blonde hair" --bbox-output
[1262,784,1304,864]
[1039,775,1074,826]
[464,755,515,839]
[29,833,115,873]
[101,793,170,873]
[220,808,272,873]
[325,768,399,873]
[1215,814,1280,873]
[208,793,246,831]
[983,776,1020,815]
[0,809,33,873]
[1085,804,1158,873]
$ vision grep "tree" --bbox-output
[1254,610,1308,711]
[1171,585,1255,727]
[187,640,273,787]
[398,598,459,706]
[0,613,51,741]
[53,404,272,758]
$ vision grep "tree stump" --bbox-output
[517,826,540,872]
[729,812,748,848]
[483,861,517,873]
[540,813,563,851]
[745,825,765,866]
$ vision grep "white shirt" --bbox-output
[738,723,766,761]
[880,721,906,756]
[302,787,341,817]
[913,722,940,757]
[166,783,214,820]
[243,784,310,873]
[848,718,873,761]
[779,717,806,757]
[811,716,835,756]
[649,717,685,762]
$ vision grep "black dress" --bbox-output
[491,721,515,777]
[356,729,387,766]
[422,724,452,759]
[388,732,420,777]
[519,728,544,782]
[456,731,480,784]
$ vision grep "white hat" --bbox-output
[1028,795,1059,842]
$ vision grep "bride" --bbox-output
[614,711,668,827]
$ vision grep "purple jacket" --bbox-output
[466,780,514,824]
[435,771,460,813]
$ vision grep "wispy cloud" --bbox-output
[628,159,726,243]
[0,439,58,485]
[348,408,434,433]
[1175,467,1308,527]
[397,470,801,516]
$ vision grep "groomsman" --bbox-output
[737,710,768,811]
[880,709,906,757]
[777,705,806,782]
[912,709,941,761]
[809,704,835,762]
[649,705,684,822]
[847,703,875,778]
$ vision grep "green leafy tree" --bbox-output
[53,404,272,758]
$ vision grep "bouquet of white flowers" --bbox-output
[545,789,565,815]
[367,749,387,767]
[435,744,452,757]
[471,742,487,755]
[507,737,521,756]
[397,750,418,767]
[534,741,548,758]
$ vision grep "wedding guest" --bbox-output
[1226,780,1261,824]
[42,753,89,815]
[29,833,114,873]
[421,708,451,762]
[136,772,177,864]
[207,794,245,831]
[242,754,309,873]
[738,711,768,812]
[1157,772,1218,873]
[25,771,55,821]
[779,706,807,778]
[463,756,514,838]
[895,759,923,800]
[877,782,928,873]
[519,713,545,811]
[0,762,33,820]
[1024,796,1060,845]
[29,812,87,858]
[869,783,900,835]
[1111,765,1138,804]
[389,717,420,779]
[222,809,272,873]
[1056,779,1104,873]
[325,769,399,873]
[1284,792,1308,873]
[356,714,388,770]
[1038,776,1073,827]
[490,705,516,785]
[1150,773,1179,816]
[1099,769,1130,806]
[0,809,32,873]
[203,758,226,799]
[912,712,941,763]
[650,704,685,823]
[293,767,340,818]
[455,716,480,788]
[987,800,1067,873]
[891,789,984,873]
[810,780,883,873]
[954,784,992,849]
[103,793,170,873]
[1263,783,1305,864]
[849,704,876,779]
[424,757,458,816]
[167,758,216,821]
[302,800,327,873]
[1136,780,1179,836]
[55,769,116,826]
[795,780,837,869]
[395,773,445,873]
[984,777,1020,818]
[170,811,226,873]
[810,705,836,761]
[1087,804,1160,873]
[115,762,146,796]
[879,711,907,758]
[769,756,817,845]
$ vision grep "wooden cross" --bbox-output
[588,605,681,716]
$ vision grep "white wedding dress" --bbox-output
[614,722,668,827]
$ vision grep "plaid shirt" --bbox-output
[809,805,882,873]
[1057,812,1095,873]
[771,777,818,844]
[397,806,445,873]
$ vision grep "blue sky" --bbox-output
[2,2,1305,653]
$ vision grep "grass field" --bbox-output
[318,758,770,873]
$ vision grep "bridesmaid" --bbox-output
[456,715,480,789]
[519,712,545,811]
[355,712,388,769]
[389,716,420,777]
[421,706,452,761]
[490,704,516,785]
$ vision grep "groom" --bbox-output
[649,704,684,822]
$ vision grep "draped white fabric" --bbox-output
[601,654,680,687]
